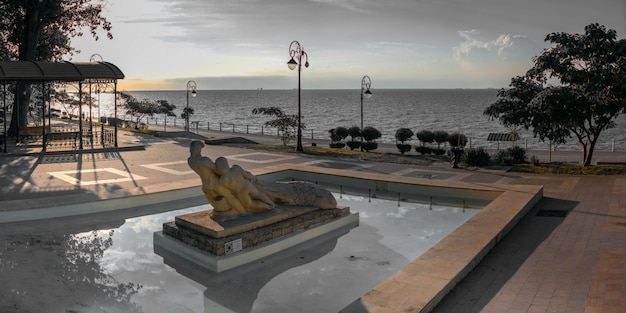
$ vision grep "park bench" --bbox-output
[487,132,520,149]
[487,133,519,142]
[18,126,50,142]
[45,131,79,151]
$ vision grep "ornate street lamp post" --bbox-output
[185,80,197,132]
[360,75,372,151]
[287,40,309,152]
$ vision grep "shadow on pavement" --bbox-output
[431,196,578,313]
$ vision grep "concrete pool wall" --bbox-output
[253,164,543,312]
[0,163,543,312]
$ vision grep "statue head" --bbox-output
[215,157,230,175]
[190,140,204,154]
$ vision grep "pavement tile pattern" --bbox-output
[1,125,626,313]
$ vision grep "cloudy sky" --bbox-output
[71,0,625,90]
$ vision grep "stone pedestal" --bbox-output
[156,205,358,272]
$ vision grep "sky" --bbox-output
[70,0,626,91]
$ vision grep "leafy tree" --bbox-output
[156,100,176,127]
[252,107,304,146]
[1,0,113,135]
[433,130,449,149]
[181,107,195,130]
[62,90,94,121]
[484,23,626,166]
[119,92,158,129]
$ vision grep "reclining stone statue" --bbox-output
[187,140,337,218]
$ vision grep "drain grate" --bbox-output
[536,209,569,217]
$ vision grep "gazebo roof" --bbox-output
[0,61,124,81]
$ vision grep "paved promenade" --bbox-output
[0,126,625,312]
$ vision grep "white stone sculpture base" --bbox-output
[154,211,359,273]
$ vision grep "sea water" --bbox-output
[89,89,626,150]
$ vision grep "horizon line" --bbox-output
[117,87,502,92]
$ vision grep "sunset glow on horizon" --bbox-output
[71,0,625,91]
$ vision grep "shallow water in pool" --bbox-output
[0,194,478,313]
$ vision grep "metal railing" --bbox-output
[132,116,626,152]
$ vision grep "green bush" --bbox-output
[346,141,361,150]
[361,142,378,152]
[494,146,527,165]
[347,126,361,141]
[494,150,512,165]
[530,155,540,165]
[433,131,449,149]
[432,148,446,155]
[395,128,414,143]
[465,148,492,167]
[416,130,435,146]
[415,146,432,155]
[362,126,382,142]
[396,144,412,154]
[328,127,348,143]
[508,146,527,164]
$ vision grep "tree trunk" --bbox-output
[583,139,597,167]
[8,3,43,136]
[8,82,31,136]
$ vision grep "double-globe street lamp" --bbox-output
[287,40,309,152]
[185,80,197,132]
[360,75,372,151]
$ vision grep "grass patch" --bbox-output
[250,144,449,166]
[511,163,626,175]
[235,143,626,175]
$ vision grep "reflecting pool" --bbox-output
[0,194,478,313]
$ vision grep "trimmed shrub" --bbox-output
[433,130,449,149]
[347,126,361,141]
[362,126,382,142]
[396,144,412,154]
[361,142,378,152]
[335,126,349,141]
[346,141,361,150]
[416,130,435,146]
[432,148,446,155]
[395,128,414,143]
[415,146,432,155]
[328,127,348,143]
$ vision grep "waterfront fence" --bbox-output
[133,116,625,152]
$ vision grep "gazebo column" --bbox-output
[114,81,118,147]
[2,83,6,153]
[41,81,47,152]
[78,81,83,150]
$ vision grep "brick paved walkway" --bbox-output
[1,126,625,312]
